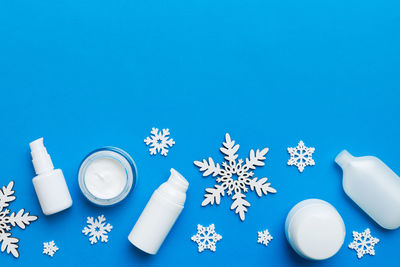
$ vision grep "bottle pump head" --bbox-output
[168,168,189,192]
[30,137,54,175]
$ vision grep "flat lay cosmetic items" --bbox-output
[9,135,397,262]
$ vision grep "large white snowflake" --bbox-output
[191,224,222,252]
[82,215,113,245]
[348,228,379,259]
[194,133,276,221]
[43,240,59,257]
[0,181,37,258]
[257,229,273,247]
[144,128,175,156]
[287,140,315,172]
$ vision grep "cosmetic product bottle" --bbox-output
[285,199,345,260]
[128,168,189,254]
[335,150,400,230]
[30,137,73,215]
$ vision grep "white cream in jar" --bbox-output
[78,147,137,206]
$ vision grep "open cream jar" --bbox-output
[78,147,137,206]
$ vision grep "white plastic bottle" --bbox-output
[335,150,400,229]
[30,138,73,215]
[128,168,189,254]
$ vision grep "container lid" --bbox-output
[286,199,345,260]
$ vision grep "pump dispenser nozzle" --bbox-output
[30,138,54,175]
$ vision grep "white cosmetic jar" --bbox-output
[78,147,137,206]
[285,199,345,260]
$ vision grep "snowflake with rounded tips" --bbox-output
[0,181,37,258]
[349,228,379,259]
[194,133,276,221]
[257,229,273,246]
[191,224,222,252]
[287,140,315,172]
[43,241,59,257]
[144,128,175,156]
[82,215,113,244]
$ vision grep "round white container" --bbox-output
[78,147,137,206]
[285,199,345,260]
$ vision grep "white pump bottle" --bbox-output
[30,137,73,215]
[128,168,189,254]
[335,150,400,230]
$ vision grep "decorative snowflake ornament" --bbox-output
[287,140,315,172]
[191,224,222,252]
[43,241,59,257]
[82,215,113,244]
[0,181,37,258]
[194,133,276,221]
[257,229,273,247]
[348,228,379,259]
[144,128,175,156]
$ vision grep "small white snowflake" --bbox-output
[287,140,315,172]
[191,224,222,252]
[257,229,273,246]
[194,133,276,221]
[144,128,175,156]
[349,228,379,259]
[43,241,59,257]
[82,215,113,245]
[0,181,37,258]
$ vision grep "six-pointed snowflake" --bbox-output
[287,140,315,172]
[82,215,113,245]
[348,228,379,259]
[144,128,175,156]
[191,224,222,252]
[0,181,37,258]
[43,240,59,257]
[257,229,273,247]
[194,133,276,221]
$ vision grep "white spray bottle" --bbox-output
[128,168,189,254]
[335,150,400,229]
[30,137,73,215]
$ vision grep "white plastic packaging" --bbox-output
[335,150,400,230]
[285,199,345,260]
[30,138,73,215]
[128,168,189,255]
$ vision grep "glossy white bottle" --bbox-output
[335,150,400,229]
[30,138,73,215]
[128,168,189,254]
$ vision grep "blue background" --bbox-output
[0,0,399,266]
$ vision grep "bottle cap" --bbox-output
[335,150,354,168]
[30,138,54,175]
